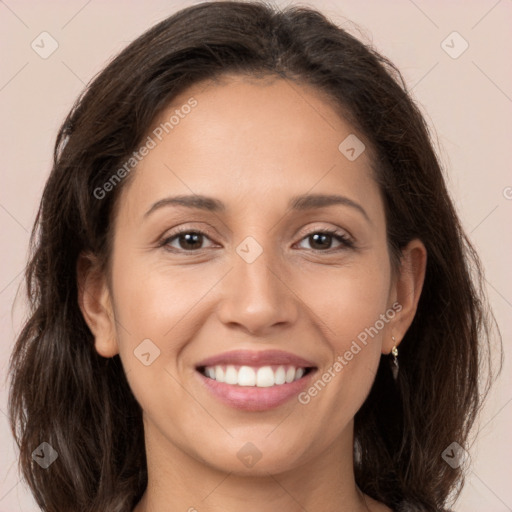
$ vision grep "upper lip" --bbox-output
[195,350,317,369]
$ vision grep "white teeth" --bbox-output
[274,366,286,385]
[203,365,309,387]
[238,366,256,386]
[216,366,225,383]
[285,367,296,383]
[256,366,275,387]
[225,365,238,385]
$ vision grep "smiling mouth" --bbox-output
[196,364,315,388]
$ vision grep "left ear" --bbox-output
[383,238,427,354]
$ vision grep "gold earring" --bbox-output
[391,336,399,381]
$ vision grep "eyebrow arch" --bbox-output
[289,193,369,222]
[144,193,370,222]
[144,195,225,218]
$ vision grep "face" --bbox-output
[84,75,419,477]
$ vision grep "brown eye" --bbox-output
[297,229,354,252]
[162,230,215,252]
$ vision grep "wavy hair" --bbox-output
[8,2,502,511]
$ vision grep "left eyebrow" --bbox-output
[288,193,370,223]
[143,192,370,223]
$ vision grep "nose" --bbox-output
[216,246,300,337]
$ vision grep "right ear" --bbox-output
[77,252,119,358]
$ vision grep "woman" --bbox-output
[8,2,501,511]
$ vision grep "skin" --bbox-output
[78,74,426,512]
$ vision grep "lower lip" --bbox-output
[196,370,316,412]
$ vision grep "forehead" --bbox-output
[116,75,380,223]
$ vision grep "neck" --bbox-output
[133,417,373,512]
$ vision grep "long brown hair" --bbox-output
[8,2,502,511]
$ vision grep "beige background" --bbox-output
[1,0,511,510]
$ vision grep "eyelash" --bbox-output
[159,226,355,254]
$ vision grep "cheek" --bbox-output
[297,272,389,440]
[108,255,197,423]
[110,249,200,340]
[296,252,391,405]
[109,251,223,404]
[107,250,184,389]
[300,256,392,346]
